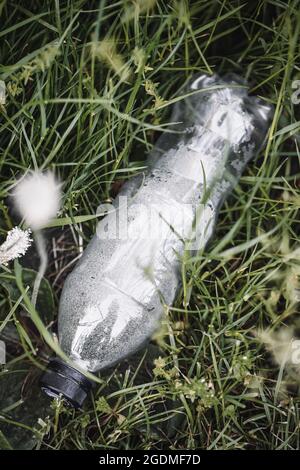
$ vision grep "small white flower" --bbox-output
[13,171,61,230]
[0,227,32,266]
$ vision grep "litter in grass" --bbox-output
[40,73,272,408]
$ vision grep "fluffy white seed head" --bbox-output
[0,227,32,265]
[13,171,61,230]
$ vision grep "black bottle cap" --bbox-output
[40,358,93,409]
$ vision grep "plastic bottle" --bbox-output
[40,74,273,407]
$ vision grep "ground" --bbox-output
[0,0,300,450]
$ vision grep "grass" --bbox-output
[0,0,300,450]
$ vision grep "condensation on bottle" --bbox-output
[40,74,273,408]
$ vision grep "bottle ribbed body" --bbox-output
[58,74,272,372]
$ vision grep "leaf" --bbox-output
[0,429,13,450]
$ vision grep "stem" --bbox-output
[31,230,47,309]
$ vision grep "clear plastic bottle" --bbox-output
[40,74,272,407]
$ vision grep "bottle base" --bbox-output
[40,358,93,409]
